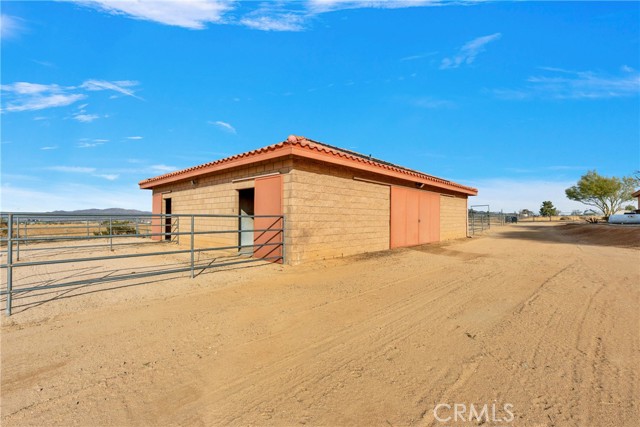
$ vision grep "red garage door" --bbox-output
[254,175,283,263]
[390,186,440,249]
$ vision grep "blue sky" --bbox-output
[1,0,639,213]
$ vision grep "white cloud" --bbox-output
[0,84,87,112]
[0,14,26,40]
[307,0,437,13]
[494,68,640,100]
[400,52,437,61]
[209,120,236,133]
[47,166,97,173]
[441,32,501,69]
[150,164,178,172]
[74,0,477,32]
[94,138,110,142]
[73,113,101,123]
[1,79,140,113]
[240,13,306,31]
[80,79,141,99]
[77,142,104,148]
[526,69,640,99]
[94,174,119,181]
[40,146,58,150]
[126,136,144,140]
[75,0,234,29]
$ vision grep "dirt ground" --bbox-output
[1,222,639,426]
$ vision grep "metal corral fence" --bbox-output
[468,205,598,235]
[0,212,284,316]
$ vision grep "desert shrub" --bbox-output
[585,217,599,224]
[93,220,136,236]
[560,216,571,221]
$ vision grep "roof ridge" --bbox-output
[139,135,477,194]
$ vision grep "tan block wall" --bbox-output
[286,159,390,264]
[440,195,468,241]
[151,159,292,250]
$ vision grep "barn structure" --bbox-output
[139,135,478,265]
[633,189,640,209]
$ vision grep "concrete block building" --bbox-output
[139,135,478,265]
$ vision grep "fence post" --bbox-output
[176,217,180,245]
[6,213,13,316]
[190,216,195,278]
[16,216,20,262]
[109,218,113,251]
[281,215,286,264]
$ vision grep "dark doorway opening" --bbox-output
[238,188,255,254]
[164,198,172,241]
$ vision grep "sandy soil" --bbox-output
[1,222,639,426]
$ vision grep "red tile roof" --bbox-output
[139,135,478,195]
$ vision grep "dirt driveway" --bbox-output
[1,222,638,426]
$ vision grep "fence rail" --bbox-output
[468,206,602,235]
[1,212,285,316]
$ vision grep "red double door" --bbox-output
[390,186,440,249]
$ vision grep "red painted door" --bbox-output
[418,191,440,243]
[390,187,407,248]
[390,186,440,248]
[406,189,420,246]
[254,175,283,263]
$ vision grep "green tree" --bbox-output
[539,201,558,217]
[625,205,636,211]
[565,170,638,217]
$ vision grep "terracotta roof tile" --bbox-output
[139,135,477,194]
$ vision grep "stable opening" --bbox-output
[238,188,255,254]
[164,198,172,241]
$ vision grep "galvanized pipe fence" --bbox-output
[0,212,285,316]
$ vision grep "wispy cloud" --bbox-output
[1,82,87,112]
[0,14,26,40]
[80,79,141,99]
[400,52,437,61]
[77,141,104,148]
[307,0,439,13]
[440,32,501,70]
[126,136,144,140]
[75,0,233,30]
[410,97,456,109]
[493,67,640,100]
[209,120,237,134]
[40,146,58,151]
[73,113,101,123]
[47,166,96,173]
[150,164,178,172]
[1,79,140,113]
[75,0,478,32]
[94,174,119,181]
[240,12,306,32]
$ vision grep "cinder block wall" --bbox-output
[286,159,391,264]
[152,159,292,250]
[439,195,468,240]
